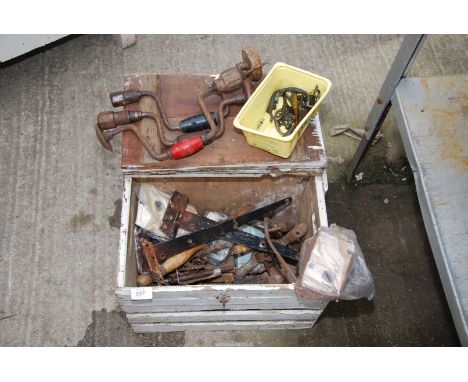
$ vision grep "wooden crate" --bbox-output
[116,174,328,332]
[115,73,329,332]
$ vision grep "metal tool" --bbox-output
[97,48,264,160]
[140,237,204,285]
[198,47,265,142]
[149,197,294,261]
[95,110,164,154]
[166,258,235,285]
[96,76,219,160]
[95,48,263,160]
[159,192,299,261]
[109,80,218,134]
[330,124,383,146]
[267,86,320,137]
[264,217,296,283]
[96,109,207,160]
[221,230,298,262]
[235,254,259,279]
[104,76,221,155]
[160,191,189,238]
[277,223,309,245]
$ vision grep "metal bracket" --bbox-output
[150,197,292,260]
[158,193,299,261]
[160,191,189,238]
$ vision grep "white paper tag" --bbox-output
[131,287,152,300]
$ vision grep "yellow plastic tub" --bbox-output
[234,62,331,158]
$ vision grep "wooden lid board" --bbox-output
[121,73,327,177]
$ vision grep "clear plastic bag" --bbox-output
[295,224,375,301]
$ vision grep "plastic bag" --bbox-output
[295,224,375,301]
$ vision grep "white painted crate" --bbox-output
[116,173,329,333]
[114,71,330,332]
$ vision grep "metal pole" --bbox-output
[345,34,426,183]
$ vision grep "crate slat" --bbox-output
[127,309,321,324]
[131,320,317,333]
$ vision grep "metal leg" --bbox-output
[345,34,426,182]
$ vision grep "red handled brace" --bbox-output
[169,136,205,159]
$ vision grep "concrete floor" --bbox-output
[0,35,466,346]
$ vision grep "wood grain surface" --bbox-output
[121,74,326,175]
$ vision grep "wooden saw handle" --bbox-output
[161,244,205,275]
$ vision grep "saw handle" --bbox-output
[160,244,205,274]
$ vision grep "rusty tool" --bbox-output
[227,203,256,219]
[235,253,259,280]
[159,191,189,238]
[109,76,218,134]
[149,197,292,258]
[277,223,309,245]
[255,221,292,235]
[196,243,232,260]
[330,124,383,145]
[96,48,263,160]
[166,257,235,285]
[95,110,165,155]
[255,252,274,263]
[264,218,296,283]
[180,213,298,260]
[266,223,292,239]
[291,92,299,126]
[104,47,263,159]
[139,237,204,284]
[155,194,299,261]
[260,222,308,284]
[96,75,218,160]
[96,110,206,160]
[198,47,265,143]
[267,86,320,137]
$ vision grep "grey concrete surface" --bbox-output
[0,35,466,346]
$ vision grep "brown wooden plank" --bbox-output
[120,73,325,172]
